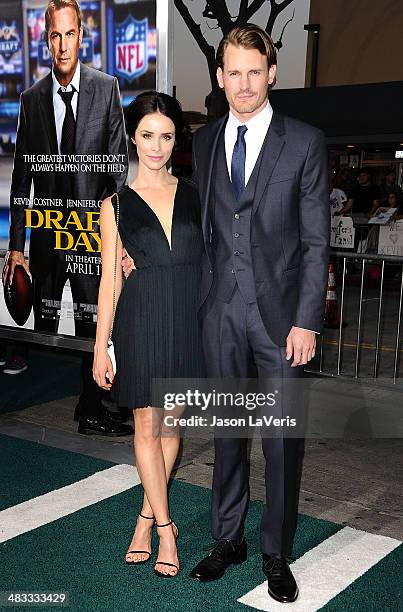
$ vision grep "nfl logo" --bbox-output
[115,16,148,82]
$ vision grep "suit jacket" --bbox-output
[192,110,330,346]
[9,62,128,278]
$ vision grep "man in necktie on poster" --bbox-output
[2,0,131,436]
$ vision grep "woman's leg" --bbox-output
[137,404,183,517]
[127,407,179,575]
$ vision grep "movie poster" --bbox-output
[0,0,159,338]
[106,0,156,105]
[27,1,102,85]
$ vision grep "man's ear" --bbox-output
[216,67,224,89]
[79,26,83,46]
[268,63,277,86]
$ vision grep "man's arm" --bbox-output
[286,131,329,365]
[106,78,128,192]
[3,93,32,284]
[286,131,329,366]
[295,130,330,330]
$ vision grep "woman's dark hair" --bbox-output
[125,91,183,139]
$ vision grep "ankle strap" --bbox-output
[139,512,155,520]
[156,519,173,528]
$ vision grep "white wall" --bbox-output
[173,0,311,113]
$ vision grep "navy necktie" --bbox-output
[231,125,248,200]
[58,87,76,155]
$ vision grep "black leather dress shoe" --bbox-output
[262,555,298,603]
[189,539,247,581]
[77,413,133,436]
[74,403,128,423]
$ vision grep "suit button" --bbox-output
[234,213,240,219]
[233,232,239,238]
[231,268,235,274]
[234,250,240,256]
[209,269,213,274]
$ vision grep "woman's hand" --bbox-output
[122,249,136,279]
[93,346,114,390]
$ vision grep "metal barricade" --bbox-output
[308,251,403,384]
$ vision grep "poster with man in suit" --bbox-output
[2,0,132,436]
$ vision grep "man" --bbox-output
[348,168,381,216]
[189,25,329,603]
[2,0,131,436]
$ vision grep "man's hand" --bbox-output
[286,326,316,367]
[122,249,135,279]
[2,250,31,286]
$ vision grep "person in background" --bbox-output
[0,342,28,374]
[348,168,381,217]
[386,191,403,218]
[330,173,350,216]
[380,169,403,206]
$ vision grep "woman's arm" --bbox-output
[93,195,123,390]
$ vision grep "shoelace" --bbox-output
[264,557,288,583]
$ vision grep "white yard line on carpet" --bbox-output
[0,464,140,543]
[238,526,401,612]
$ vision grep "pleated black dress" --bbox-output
[110,178,205,408]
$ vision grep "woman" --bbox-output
[387,191,403,218]
[93,92,204,578]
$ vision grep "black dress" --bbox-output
[110,179,205,408]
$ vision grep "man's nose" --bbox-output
[239,75,250,90]
[60,35,67,52]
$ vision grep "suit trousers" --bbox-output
[33,254,102,418]
[201,286,305,557]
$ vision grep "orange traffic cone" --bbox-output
[324,263,341,329]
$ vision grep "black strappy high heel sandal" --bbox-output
[125,512,155,565]
[153,519,180,578]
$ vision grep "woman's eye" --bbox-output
[163,135,172,141]
[142,133,151,139]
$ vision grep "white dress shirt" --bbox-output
[52,62,81,154]
[225,100,273,186]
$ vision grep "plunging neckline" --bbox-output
[126,180,180,252]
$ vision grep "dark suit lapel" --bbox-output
[252,111,286,218]
[199,115,227,242]
[75,63,95,152]
[39,73,58,154]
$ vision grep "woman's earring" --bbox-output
[131,138,137,147]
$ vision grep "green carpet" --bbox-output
[0,481,341,612]
[0,434,113,510]
[0,435,401,612]
[0,348,82,414]
[322,545,403,612]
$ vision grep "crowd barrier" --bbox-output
[308,251,403,385]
